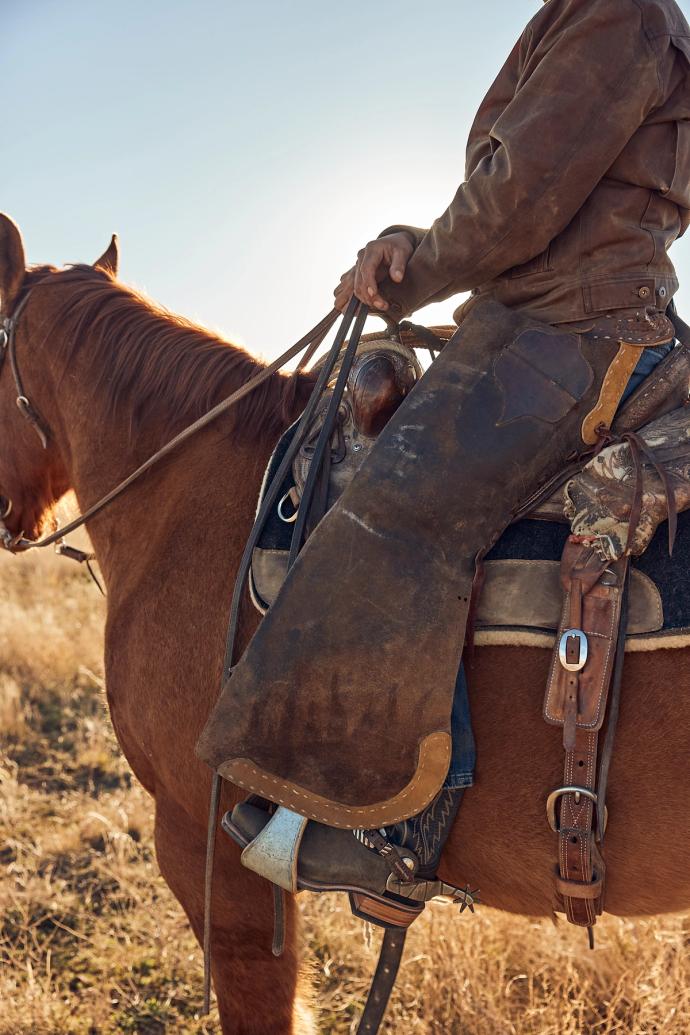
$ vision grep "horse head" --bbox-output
[0,212,119,544]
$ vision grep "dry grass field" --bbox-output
[3,540,690,1034]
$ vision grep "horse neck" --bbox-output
[30,284,297,590]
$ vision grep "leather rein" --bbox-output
[0,282,339,558]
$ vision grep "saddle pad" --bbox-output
[250,422,690,649]
[483,514,690,650]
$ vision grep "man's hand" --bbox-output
[334,232,414,313]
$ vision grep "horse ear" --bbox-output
[0,213,26,314]
[94,234,119,276]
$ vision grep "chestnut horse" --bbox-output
[1,212,689,1035]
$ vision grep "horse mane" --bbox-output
[21,264,313,440]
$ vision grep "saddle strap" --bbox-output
[556,728,606,926]
[547,541,629,926]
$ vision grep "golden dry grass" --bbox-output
[3,547,690,1034]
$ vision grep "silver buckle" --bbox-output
[546,786,607,834]
[546,786,597,832]
[559,628,588,672]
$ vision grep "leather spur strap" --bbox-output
[544,539,629,926]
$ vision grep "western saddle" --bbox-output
[249,312,690,937]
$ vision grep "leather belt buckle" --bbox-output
[546,786,598,833]
[546,786,608,834]
[559,628,588,672]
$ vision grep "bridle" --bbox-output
[0,287,51,548]
[1,290,51,452]
[0,281,340,558]
[0,289,105,583]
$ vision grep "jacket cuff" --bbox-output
[378,224,427,249]
[378,271,438,320]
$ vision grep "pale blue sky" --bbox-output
[5,0,690,358]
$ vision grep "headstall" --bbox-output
[0,288,52,551]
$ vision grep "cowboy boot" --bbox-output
[222,786,468,928]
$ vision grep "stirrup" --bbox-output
[238,806,309,892]
[223,803,479,933]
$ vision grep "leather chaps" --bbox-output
[197,298,630,828]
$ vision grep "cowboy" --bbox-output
[202,0,690,919]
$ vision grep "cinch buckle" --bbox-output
[547,786,607,834]
[559,628,588,672]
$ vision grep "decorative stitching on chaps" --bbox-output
[219,732,451,829]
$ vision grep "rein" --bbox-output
[0,283,339,556]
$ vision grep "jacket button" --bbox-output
[638,286,651,299]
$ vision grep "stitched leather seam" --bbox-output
[220,733,450,825]
[560,729,599,924]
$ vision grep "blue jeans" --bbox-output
[445,663,475,789]
[443,338,675,791]
[620,340,675,403]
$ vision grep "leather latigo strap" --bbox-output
[544,540,628,926]
[545,542,617,743]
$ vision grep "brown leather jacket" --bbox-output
[383,0,690,326]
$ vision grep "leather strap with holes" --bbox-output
[547,542,628,927]
[557,728,606,926]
